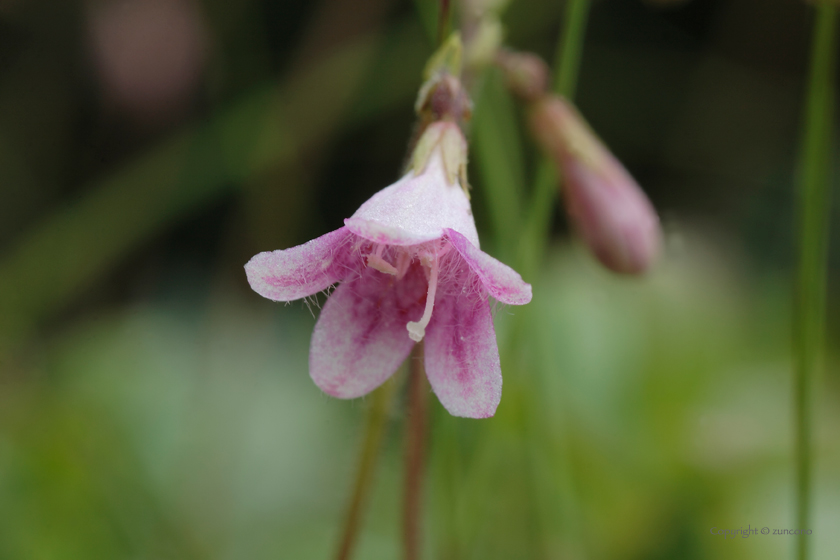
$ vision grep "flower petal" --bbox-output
[245,227,354,302]
[345,149,480,247]
[446,229,532,305]
[309,262,427,398]
[424,292,501,418]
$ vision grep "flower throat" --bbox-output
[364,242,450,342]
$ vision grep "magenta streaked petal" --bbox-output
[309,263,427,399]
[446,229,532,305]
[424,293,501,418]
[345,150,480,247]
[245,228,354,302]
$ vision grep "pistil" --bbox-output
[407,251,440,342]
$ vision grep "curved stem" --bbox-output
[794,4,837,560]
[403,343,428,560]
[336,380,397,560]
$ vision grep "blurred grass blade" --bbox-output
[412,0,440,45]
[471,67,526,258]
[517,0,591,281]
[508,0,593,556]
[517,161,556,280]
[337,379,398,560]
[554,0,591,100]
[793,4,836,559]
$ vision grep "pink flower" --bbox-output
[245,123,531,418]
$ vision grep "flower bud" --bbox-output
[495,50,549,102]
[423,33,463,80]
[415,73,472,124]
[530,95,661,274]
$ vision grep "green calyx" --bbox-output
[423,33,463,81]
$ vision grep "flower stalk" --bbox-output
[403,344,428,560]
[437,0,452,46]
[555,0,591,100]
[336,380,398,560]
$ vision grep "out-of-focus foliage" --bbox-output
[0,0,838,559]
[2,238,838,559]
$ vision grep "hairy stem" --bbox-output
[403,343,428,560]
[794,4,836,560]
[336,380,397,560]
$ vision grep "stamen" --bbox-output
[366,244,398,275]
[407,250,439,342]
[395,249,412,279]
[367,254,398,275]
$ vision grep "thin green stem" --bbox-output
[517,0,591,279]
[437,0,452,46]
[336,380,397,560]
[472,69,526,259]
[794,4,836,560]
[403,344,428,560]
[555,0,592,99]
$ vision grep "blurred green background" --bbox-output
[0,0,838,558]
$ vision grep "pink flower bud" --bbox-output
[530,95,661,274]
[415,73,472,124]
